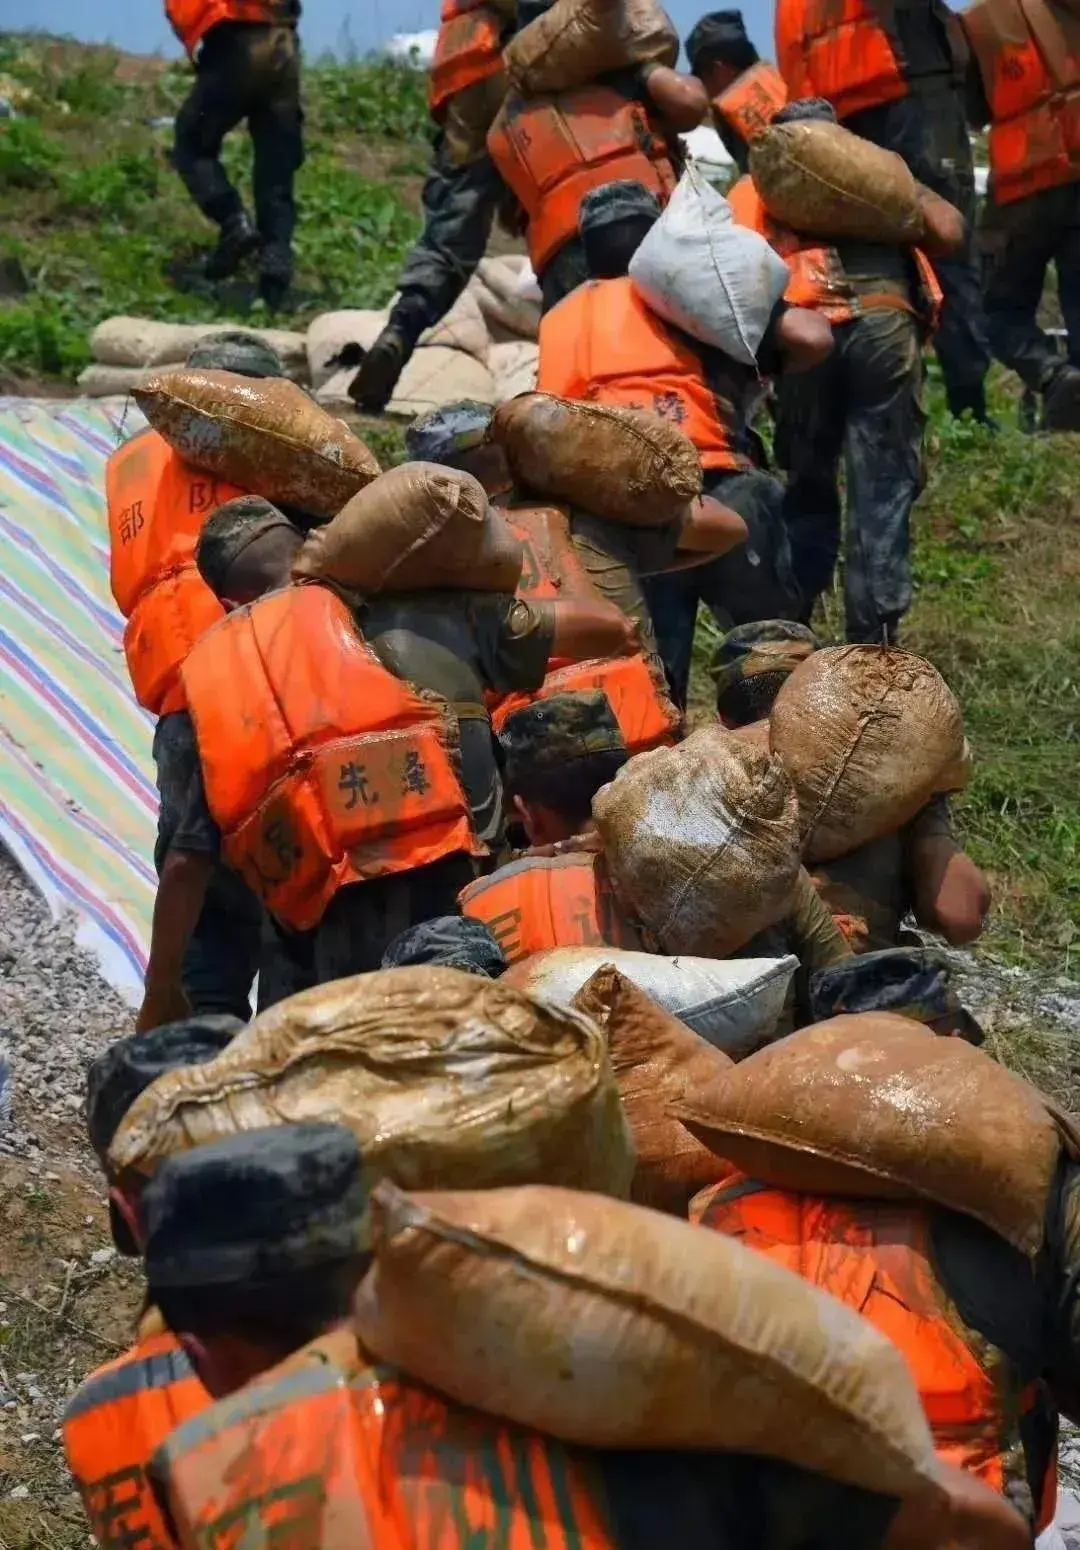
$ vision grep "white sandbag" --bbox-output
[77,363,151,397]
[420,287,491,364]
[91,316,309,380]
[469,259,542,339]
[386,346,497,419]
[307,309,387,388]
[490,339,539,403]
[629,167,789,365]
[506,948,799,1059]
[306,299,491,395]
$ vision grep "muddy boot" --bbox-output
[1041,363,1080,431]
[204,211,260,282]
[348,323,412,412]
[258,246,293,312]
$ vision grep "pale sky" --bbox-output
[0,0,775,61]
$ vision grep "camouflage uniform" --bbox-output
[711,619,820,725]
[380,915,508,977]
[499,690,628,791]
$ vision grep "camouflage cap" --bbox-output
[86,1016,241,1163]
[195,495,299,596]
[579,181,663,236]
[404,401,493,466]
[685,11,759,73]
[143,1124,369,1290]
[381,915,508,978]
[712,619,820,723]
[185,331,284,379]
[809,948,985,1044]
[773,97,837,125]
[500,692,628,791]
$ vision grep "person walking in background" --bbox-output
[775,0,994,423]
[686,10,788,174]
[166,0,303,309]
[963,0,1080,429]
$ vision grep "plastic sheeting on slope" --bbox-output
[0,395,155,1006]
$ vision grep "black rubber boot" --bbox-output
[1041,363,1080,431]
[204,211,260,281]
[348,323,412,412]
[945,379,996,428]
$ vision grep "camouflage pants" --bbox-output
[775,306,926,645]
[981,181,1080,391]
[172,21,303,270]
[395,134,504,334]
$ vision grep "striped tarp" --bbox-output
[0,396,155,1005]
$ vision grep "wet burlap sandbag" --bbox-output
[505,0,678,96]
[594,725,802,957]
[749,119,924,246]
[291,463,522,595]
[570,965,732,1214]
[492,393,702,528]
[108,967,634,1199]
[677,1011,1072,1256]
[133,369,380,519]
[769,645,970,864]
[355,1179,942,1500]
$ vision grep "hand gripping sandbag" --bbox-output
[769,645,970,864]
[505,0,678,97]
[594,725,802,957]
[677,1012,1073,1256]
[569,965,733,1214]
[133,369,380,519]
[291,463,522,595]
[629,168,790,365]
[355,1180,943,1502]
[108,967,634,1200]
[503,946,797,1057]
[749,119,924,245]
[491,393,702,528]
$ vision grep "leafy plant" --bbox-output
[0,118,63,187]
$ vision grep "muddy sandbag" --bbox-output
[291,462,519,594]
[568,965,732,1213]
[133,369,380,519]
[108,967,634,1199]
[355,1180,941,1499]
[92,317,308,379]
[492,393,701,527]
[750,119,924,245]
[769,645,970,864]
[594,725,802,957]
[505,0,678,97]
[504,947,797,1057]
[678,1011,1070,1256]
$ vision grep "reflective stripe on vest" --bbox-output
[64,1332,208,1550]
[459,851,638,963]
[165,0,285,54]
[181,586,483,930]
[487,85,678,273]
[775,0,909,118]
[964,0,1080,204]
[727,175,943,332]
[489,654,680,756]
[106,429,243,716]
[694,1169,1052,1522]
[537,276,746,471]
[429,3,505,117]
[712,61,789,147]
[154,1339,617,1549]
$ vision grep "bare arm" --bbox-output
[910,832,991,945]
[916,184,966,259]
[550,599,637,662]
[675,495,748,555]
[775,306,835,373]
[642,64,709,132]
[137,849,214,1032]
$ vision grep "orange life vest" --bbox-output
[538,276,747,471]
[487,85,678,273]
[165,0,286,54]
[490,655,680,756]
[429,0,506,118]
[727,174,943,331]
[151,1331,619,1550]
[964,0,1080,205]
[501,503,604,603]
[459,851,641,963]
[694,1168,1058,1531]
[181,585,482,930]
[775,0,909,118]
[106,428,243,717]
[63,1329,209,1550]
[711,60,789,146]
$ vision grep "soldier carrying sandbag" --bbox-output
[686,10,789,174]
[165,0,303,308]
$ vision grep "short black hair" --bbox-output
[152,1255,369,1354]
[509,748,629,831]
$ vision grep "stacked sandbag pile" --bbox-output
[78,317,310,397]
[308,257,540,415]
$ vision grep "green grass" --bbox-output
[0,34,431,379]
